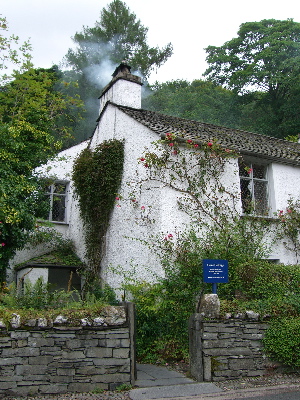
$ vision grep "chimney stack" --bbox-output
[99,62,142,114]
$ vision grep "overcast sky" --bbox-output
[2,0,300,84]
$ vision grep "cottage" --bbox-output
[10,63,300,292]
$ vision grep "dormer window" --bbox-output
[239,160,269,216]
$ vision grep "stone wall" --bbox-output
[0,303,135,396]
[189,314,270,382]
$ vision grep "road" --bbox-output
[156,384,300,400]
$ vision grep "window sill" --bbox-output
[37,219,69,226]
[240,214,278,222]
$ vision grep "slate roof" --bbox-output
[15,251,85,270]
[114,103,300,166]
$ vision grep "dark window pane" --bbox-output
[240,178,253,214]
[253,181,268,215]
[239,162,250,177]
[253,164,266,179]
[54,183,67,195]
[52,195,66,221]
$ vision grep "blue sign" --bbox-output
[203,259,229,283]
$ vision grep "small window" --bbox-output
[239,161,269,216]
[45,182,68,222]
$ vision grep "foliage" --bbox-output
[263,317,300,367]
[0,16,32,83]
[122,134,300,364]
[143,79,242,129]
[125,222,300,363]
[0,121,59,281]
[115,383,133,392]
[0,278,117,323]
[123,135,280,362]
[0,20,84,283]
[64,0,172,78]
[1,278,78,310]
[72,140,124,290]
[276,198,300,263]
[62,0,173,142]
[0,66,84,145]
[204,19,300,138]
[136,133,239,227]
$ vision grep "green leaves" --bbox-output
[0,23,83,281]
[263,317,300,367]
[205,19,300,94]
[62,0,173,142]
[204,19,300,138]
[72,140,124,286]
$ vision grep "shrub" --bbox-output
[263,317,300,367]
[125,225,300,363]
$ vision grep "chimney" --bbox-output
[99,62,143,113]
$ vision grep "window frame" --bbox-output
[45,181,69,224]
[239,158,270,217]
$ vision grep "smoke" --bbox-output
[84,59,116,89]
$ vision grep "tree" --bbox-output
[0,19,83,282]
[204,19,300,138]
[0,66,83,145]
[0,16,32,83]
[143,79,242,129]
[63,0,173,141]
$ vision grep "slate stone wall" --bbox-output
[0,304,135,396]
[189,314,271,382]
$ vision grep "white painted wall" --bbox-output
[16,267,48,287]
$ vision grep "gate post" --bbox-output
[189,313,204,381]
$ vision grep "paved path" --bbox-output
[129,364,222,400]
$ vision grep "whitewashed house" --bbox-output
[10,63,300,292]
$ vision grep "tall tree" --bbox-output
[63,0,173,141]
[204,19,300,138]
[0,19,83,282]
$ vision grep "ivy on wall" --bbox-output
[72,139,124,288]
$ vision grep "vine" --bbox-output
[72,139,124,290]
[121,133,297,363]
[277,198,300,263]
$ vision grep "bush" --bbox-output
[263,317,300,367]
[125,225,300,363]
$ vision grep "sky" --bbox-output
[2,0,300,84]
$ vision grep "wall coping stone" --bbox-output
[0,305,127,330]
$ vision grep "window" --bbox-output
[239,161,269,216]
[45,182,68,222]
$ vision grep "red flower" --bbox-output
[141,206,145,210]
[172,150,178,155]
[140,157,145,162]
[144,163,149,168]
[169,143,174,147]
[168,234,173,238]
[115,196,120,200]
[187,140,193,144]
[207,142,213,147]
[1,243,5,247]
[194,144,199,148]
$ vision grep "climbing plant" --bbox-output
[72,139,124,290]
[121,133,288,362]
[276,198,300,263]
